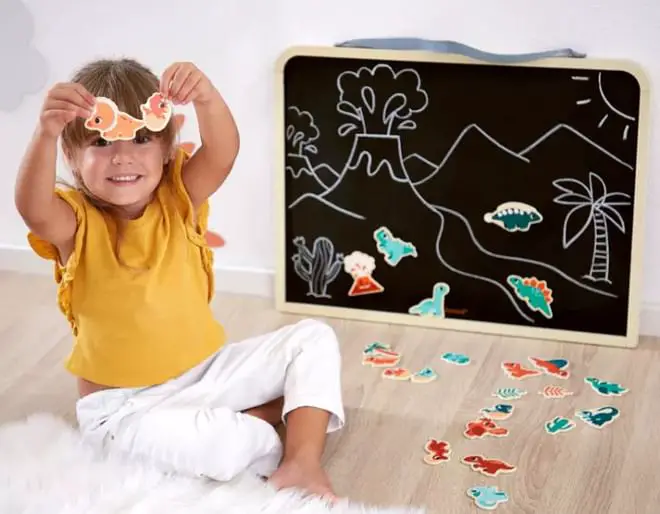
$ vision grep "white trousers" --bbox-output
[75,318,345,482]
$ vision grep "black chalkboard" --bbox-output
[274,46,650,347]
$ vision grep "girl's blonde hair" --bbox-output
[62,57,177,175]
[60,58,178,269]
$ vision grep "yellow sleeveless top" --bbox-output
[27,148,226,388]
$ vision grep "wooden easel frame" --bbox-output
[273,45,651,348]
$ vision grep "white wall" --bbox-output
[2,0,660,331]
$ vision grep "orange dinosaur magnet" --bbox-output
[140,92,173,132]
[85,93,174,142]
[85,97,146,141]
[463,417,509,439]
[362,354,401,368]
[501,361,542,380]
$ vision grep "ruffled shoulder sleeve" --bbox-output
[27,188,86,267]
[26,187,87,335]
[164,147,211,236]
[162,147,215,300]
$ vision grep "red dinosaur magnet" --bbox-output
[423,438,451,465]
[461,455,517,477]
[464,417,509,439]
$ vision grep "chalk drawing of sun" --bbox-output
[571,72,637,141]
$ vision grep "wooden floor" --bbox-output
[1,270,659,513]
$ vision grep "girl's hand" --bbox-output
[38,83,96,139]
[159,62,218,106]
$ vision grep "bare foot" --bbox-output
[268,459,335,500]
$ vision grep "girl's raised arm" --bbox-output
[15,83,95,260]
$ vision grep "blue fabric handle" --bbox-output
[335,38,586,63]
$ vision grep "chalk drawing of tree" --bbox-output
[553,172,631,284]
[336,64,429,136]
[286,106,319,156]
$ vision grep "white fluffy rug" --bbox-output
[0,413,423,514]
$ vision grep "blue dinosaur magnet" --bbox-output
[363,342,392,355]
[584,377,629,397]
[408,282,450,317]
[575,406,620,429]
[480,403,514,421]
[544,416,576,435]
[467,485,509,510]
[411,367,438,383]
[483,201,543,232]
[441,352,470,365]
[507,275,554,319]
[373,226,418,266]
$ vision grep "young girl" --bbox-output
[14,58,345,498]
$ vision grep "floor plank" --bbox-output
[0,271,658,513]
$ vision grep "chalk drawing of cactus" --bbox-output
[292,236,344,298]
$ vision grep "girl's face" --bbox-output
[71,133,170,217]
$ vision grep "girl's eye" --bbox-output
[134,134,151,144]
[91,137,110,147]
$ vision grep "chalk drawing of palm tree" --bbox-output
[553,172,631,284]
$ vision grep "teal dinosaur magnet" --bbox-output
[544,416,576,435]
[575,406,620,429]
[507,275,554,319]
[441,352,470,365]
[466,485,509,510]
[483,201,543,232]
[408,282,450,317]
[584,377,629,397]
[411,367,438,383]
[480,403,514,421]
[363,342,392,355]
[373,226,418,266]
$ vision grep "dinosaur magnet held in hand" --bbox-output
[85,92,173,141]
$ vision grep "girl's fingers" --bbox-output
[44,99,92,118]
[49,87,94,113]
[160,63,180,98]
[176,74,202,104]
[169,67,194,102]
[70,83,96,107]
[42,109,77,124]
